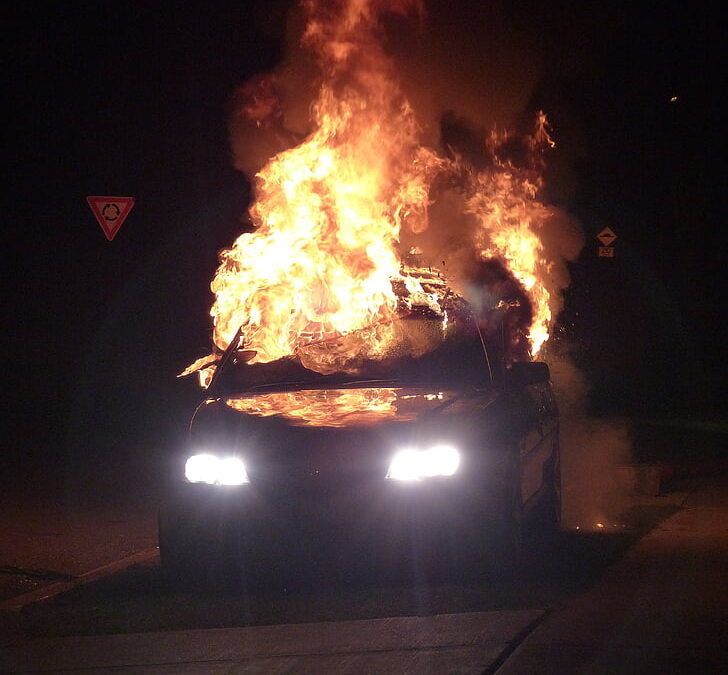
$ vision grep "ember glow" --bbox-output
[184,0,563,385]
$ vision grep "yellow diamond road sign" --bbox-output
[597,227,617,246]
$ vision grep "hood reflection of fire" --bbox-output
[183,0,561,389]
[225,388,448,428]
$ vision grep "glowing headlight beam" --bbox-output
[387,445,460,481]
[185,453,250,486]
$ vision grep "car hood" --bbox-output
[218,386,471,428]
[188,386,503,484]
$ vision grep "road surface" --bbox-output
[1,424,726,673]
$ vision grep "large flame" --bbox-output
[189,0,560,385]
[210,0,437,376]
[464,114,556,356]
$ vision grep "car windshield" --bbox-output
[212,308,493,395]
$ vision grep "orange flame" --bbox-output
[464,115,556,355]
[189,1,561,385]
[210,0,438,376]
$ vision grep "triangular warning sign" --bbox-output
[86,196,135,241]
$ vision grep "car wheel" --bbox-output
[158,501,250,592]
[158,504,193,586]
[460,448,524,583]
[158,501,210,589]
[498,448,524,575]
[545,438,562,531]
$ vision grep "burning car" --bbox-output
[159,270,560,589]
[159,0,572,589]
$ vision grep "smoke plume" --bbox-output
[545,347,633,529]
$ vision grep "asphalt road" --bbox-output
[1,422,726,673]
[0,480,158,606]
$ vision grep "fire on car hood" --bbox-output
[218,386,493,429]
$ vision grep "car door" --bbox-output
[519,379,558,510]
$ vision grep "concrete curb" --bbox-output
[1,609,546,674]
[0,548,159,612]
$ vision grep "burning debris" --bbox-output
[182,0,575,387]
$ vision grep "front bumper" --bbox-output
[160,473,505,576]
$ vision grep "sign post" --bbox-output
[86,196,135,241]
[597,226,617,257]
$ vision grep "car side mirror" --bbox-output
[508,361,551,386]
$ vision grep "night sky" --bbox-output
[3,1,725,482]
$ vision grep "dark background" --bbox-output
[3,1,725,488]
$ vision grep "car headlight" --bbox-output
[386,445,460,481]
[184,453,249,486]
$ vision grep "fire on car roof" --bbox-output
[179,0,568,396]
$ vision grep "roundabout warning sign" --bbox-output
[86,196,135,241]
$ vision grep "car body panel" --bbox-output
[160,371,558,586]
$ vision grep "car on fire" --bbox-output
[159,290,560,589]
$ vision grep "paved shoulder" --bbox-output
[497,469,728,674]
